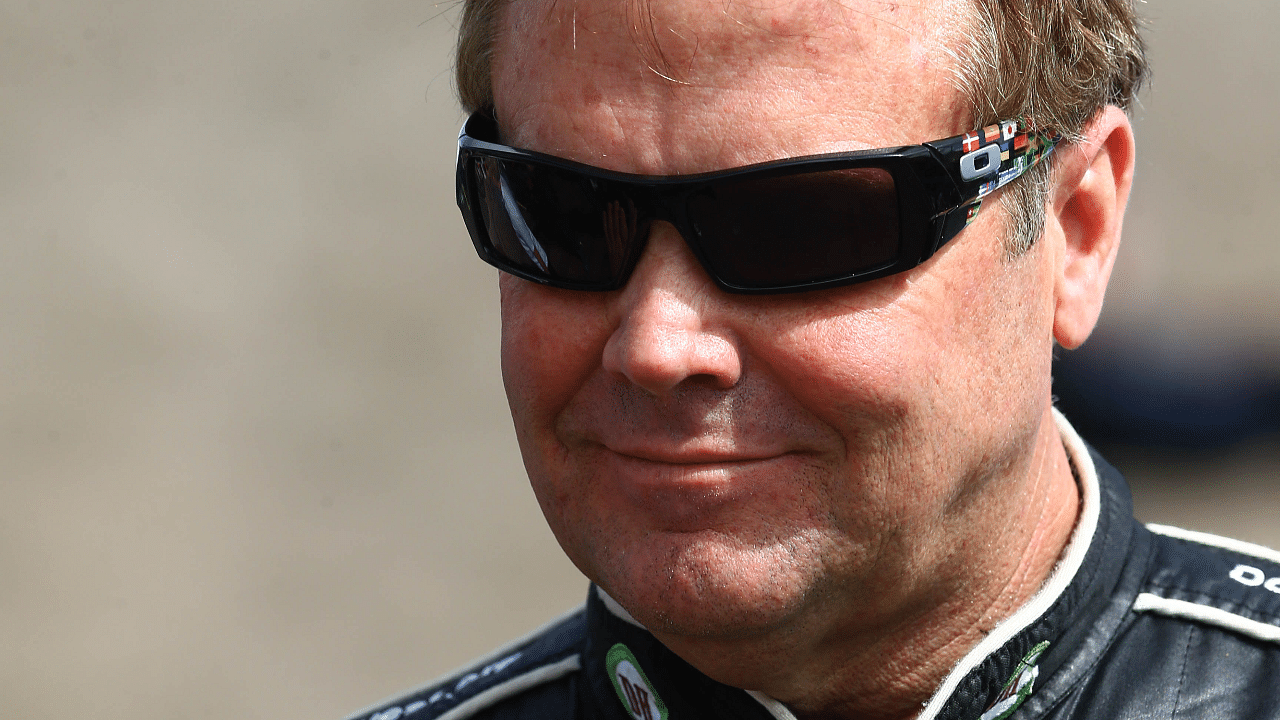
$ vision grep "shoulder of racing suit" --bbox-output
[1033,522,1280,720]
[342,605,586,720]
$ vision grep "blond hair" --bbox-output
[957,1,1148,253]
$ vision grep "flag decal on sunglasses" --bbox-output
[953,119,1059,199]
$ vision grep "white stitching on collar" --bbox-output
[597,586,646,629]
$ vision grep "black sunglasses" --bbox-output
[456,112,1058,294]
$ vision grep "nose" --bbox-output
[601,224,743,395]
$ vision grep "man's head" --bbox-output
[453,0,1144,707]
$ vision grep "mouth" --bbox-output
[596,442,804,526]
[606,446,785,467]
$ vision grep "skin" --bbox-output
[488,0,1135,717]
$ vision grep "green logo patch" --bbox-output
[979,641,1050,720]
[606,643,669,720]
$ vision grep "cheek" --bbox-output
[752,241,1051,493]
[497,279,624,582]
[499,277,609,453]
[945,238,1057,407]
[760,284,940,435]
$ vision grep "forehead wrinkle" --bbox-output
[673,0,956,106]
[495,0,970,172]
[503,0,952,91]
[594,0,900,80]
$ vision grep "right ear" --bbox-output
[1042,106,1136,349]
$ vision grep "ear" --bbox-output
[1046,106,1136,349]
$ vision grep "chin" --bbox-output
[589,526,835,639]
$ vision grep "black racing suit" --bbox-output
[345,422,1280,720]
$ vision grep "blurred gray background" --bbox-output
[2,1,1278,718]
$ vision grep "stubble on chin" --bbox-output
[587,516,864,640]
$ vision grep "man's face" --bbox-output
[490,0,1061,640]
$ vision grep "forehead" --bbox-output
[491,0,974,171]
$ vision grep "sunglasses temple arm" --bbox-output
[921,123,1062,255]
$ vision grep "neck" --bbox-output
[653,407,1081,720]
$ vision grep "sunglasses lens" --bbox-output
[463,145,905,292]
[688,167,900,288]
[468,157,645,288]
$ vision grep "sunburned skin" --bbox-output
[488,0,1134,717]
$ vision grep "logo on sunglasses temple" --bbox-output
[960,144,1002,181]
[956,119,1059,197]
